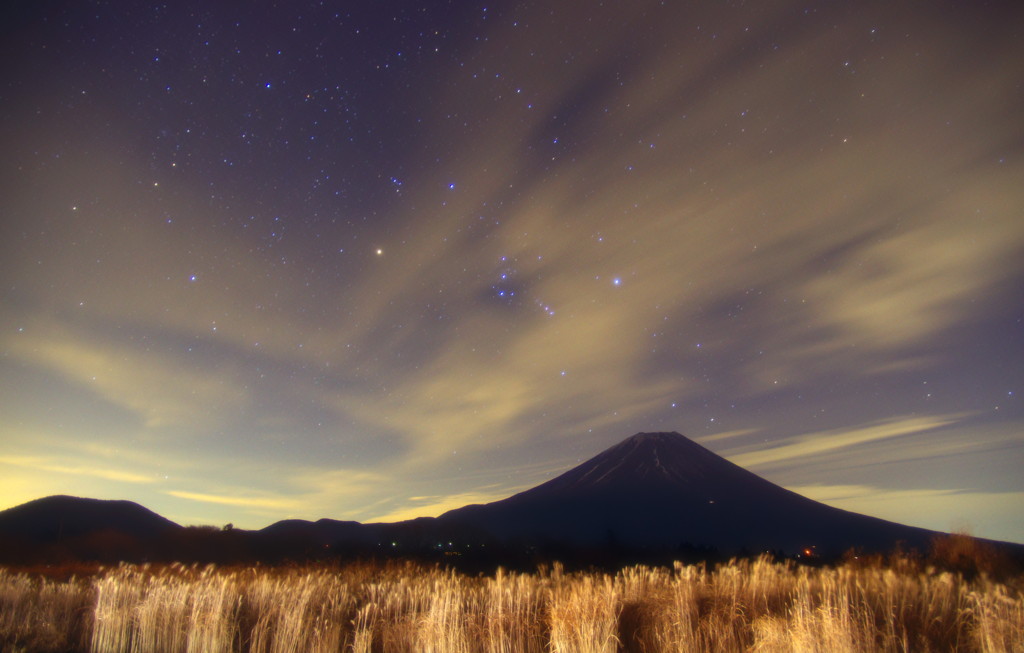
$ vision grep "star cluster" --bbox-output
[1,1,1022,541]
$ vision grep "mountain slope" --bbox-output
[0,495,181,541]
[0,433,992,562]
[437,432,938,555]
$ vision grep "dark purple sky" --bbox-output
[2,1,1021,542]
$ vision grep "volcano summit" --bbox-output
[436,432,938,556]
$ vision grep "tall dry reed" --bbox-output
[1,555,1021,652]
[0,568,93,652]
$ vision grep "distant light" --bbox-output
[376,248,383,256]
[612,277,622,286]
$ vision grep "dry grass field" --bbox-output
[1,554,1022,652]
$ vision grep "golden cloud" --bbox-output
[0,454,155,484]
[165,490,302,511]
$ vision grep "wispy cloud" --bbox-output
[697,429,758,445]
[726,415,966,469]
[0,454,156,484]
[161,466,398,524]
[165,490,302,511]
[5,325,247,429]
[790,483,1024,543]
[365,489,519,524]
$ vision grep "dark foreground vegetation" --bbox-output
[2,537,1022,653]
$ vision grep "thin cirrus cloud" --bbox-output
[790,484,1024,543]
[0,454,156,485]
[724,415,966,470]
[6,325,248,430]
[164,467,397,524]
[165,490,304,512]
[365,489,524,525]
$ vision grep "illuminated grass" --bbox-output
[1,556,1021,652]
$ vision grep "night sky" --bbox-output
[2,1,1022,543]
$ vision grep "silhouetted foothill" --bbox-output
[0,495,180,541]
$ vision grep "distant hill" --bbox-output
[3,433,1020,566]
[0,495,181,542]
